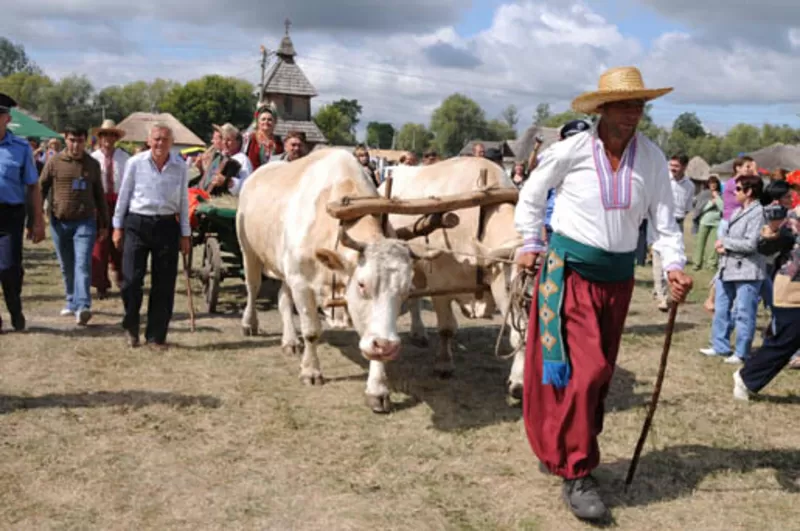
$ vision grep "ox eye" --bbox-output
[357,281,368,294]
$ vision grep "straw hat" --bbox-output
[571,66,673,114]
[95,119,126,139]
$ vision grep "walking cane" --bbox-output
[624,302,679,490]
[182,252,196,332]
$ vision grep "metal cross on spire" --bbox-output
[284,18,292,36]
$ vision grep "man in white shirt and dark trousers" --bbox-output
[515,67,693,523]
[113,123,190,348]
[91,120,130,298]
[652,154,694,310]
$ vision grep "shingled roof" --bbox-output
[274,119,326,144]
[262,34,318,97]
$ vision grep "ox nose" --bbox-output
[366,338,401,361]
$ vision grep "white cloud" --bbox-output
[9,0,800,133]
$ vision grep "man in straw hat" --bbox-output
[514,66,693,522]
[0,92,46,332]
[90,119,130,298]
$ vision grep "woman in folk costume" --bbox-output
[514,67,693,523]
[90,119,130,298]
[242,103,284,170]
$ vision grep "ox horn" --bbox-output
[338,226,367,254]
[395,212,460,241]
[407,244,443,261]
[473,237,524,262]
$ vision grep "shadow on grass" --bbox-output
[624,321,697,336]
[0,390,222,414]
[602,444,800,508]
[193,337,281,352]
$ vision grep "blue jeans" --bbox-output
[51,216,97,312]
[711,277,762,359]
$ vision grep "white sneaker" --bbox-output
[724,355,744,365]
[699,347,724,357]
[60,308,74,317]
[76,309,92,326]
[733,370,751,401]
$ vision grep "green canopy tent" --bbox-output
[7,108,61,139]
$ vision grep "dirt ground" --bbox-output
[1,236,798,531]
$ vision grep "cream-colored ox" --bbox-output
[380,157,526,398]
[236,148,438,413]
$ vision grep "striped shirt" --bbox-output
[113,151,190,236]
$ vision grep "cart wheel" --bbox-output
[202,237,221,313]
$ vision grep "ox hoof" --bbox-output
[282,342,302,355]
[242,326,258,337]
[365,394,392,414]
[508,381,524,401]
[408,335,429,348]
[300,372,325,386]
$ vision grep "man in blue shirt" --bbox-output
[0,93,45,332]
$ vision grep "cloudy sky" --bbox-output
[4,0,800,137]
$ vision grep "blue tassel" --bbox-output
[542,361,571,389]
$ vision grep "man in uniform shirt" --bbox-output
[0,93,45,332]
[91,119,130,298]
[113,123,190,348]
[515,67,693,522]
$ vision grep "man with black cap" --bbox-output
[0,93,46,332]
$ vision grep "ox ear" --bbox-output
[314,248,352,274]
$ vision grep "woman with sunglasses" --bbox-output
[700,175,766,364]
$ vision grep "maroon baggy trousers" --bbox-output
[523,267,634,480]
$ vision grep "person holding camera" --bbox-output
[734,202,800,398]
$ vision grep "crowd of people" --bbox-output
[1,64,799,525]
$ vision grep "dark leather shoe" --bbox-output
[11,312,25,332]
[126,332,140,348]
[146,341,168,351]
[562,475,609,522]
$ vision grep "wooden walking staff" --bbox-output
[625,302,679,489]
[182,253,196,332]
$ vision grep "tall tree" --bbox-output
[314,104,355,145]
[395,123,433,153]
[533,103,551,125]
[0,71,52,112]
[37,75,96,131]
[486,119,516,141]
[330,99,362,136]
[501,104,519,131]
[672,112,706,139]
[160,75,257,141]
[542,110,589,129]
[638,104,668,147]
[430,93,488,156]
[365,121,395,149]
[0,38,41,77]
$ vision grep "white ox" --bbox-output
[236,148,437,413]
[381,157,526,398]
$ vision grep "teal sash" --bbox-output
[538,233,635,388]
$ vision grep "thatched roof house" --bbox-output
[710,143,800,177]
[117,112,205,148]
[686,156,711,182]
[510,125,561,164]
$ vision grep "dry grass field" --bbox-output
[1,233,799,530]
